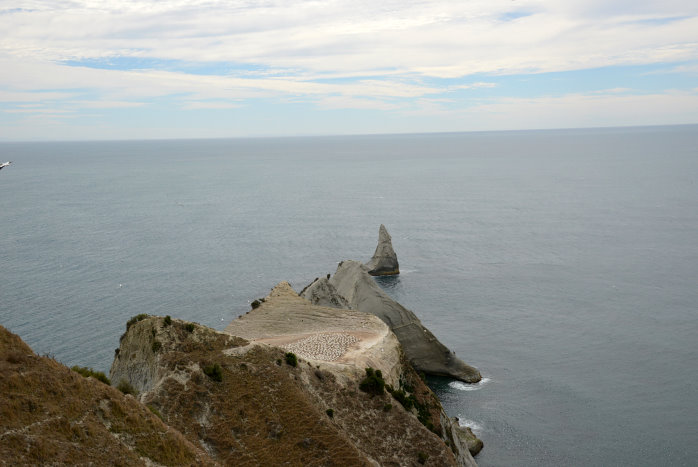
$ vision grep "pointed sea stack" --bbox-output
[365,224,400,276]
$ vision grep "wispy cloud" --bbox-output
[1,0,697,139]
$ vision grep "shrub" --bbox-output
[163,315,172,326]
[383,403,393,412]
[251,300,261,309]
[285,352,298,367]
[203,363,223,382]
[418,452,428,464]
[185,323,195,333]
[359,367,385,396]
[152,340,162,352]
[276,359,282,366]
[326,408,334,418]
[147,404,163,420]
[388,387,413,410]
[71,366,110,385]
[117,379,137,395]
[126,314,149,331]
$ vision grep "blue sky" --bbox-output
[1,0,697,141]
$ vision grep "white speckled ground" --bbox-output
[280,332,359,361]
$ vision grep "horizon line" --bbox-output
[1,122,696,145]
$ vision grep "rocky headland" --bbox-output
[1,226,483,465]
[302,227,481,383]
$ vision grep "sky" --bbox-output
[1,0,697,141]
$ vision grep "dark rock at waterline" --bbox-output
[365,224,400,276]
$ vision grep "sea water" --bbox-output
[1,125,697,466]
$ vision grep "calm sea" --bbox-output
[1,126,697,466]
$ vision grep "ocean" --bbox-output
[1,125,696,466]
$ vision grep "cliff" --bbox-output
[0,325,213,466]
[302,260,482,383]
[110,286,477,466]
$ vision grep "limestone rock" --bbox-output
[323,260,481,383]
[226,281,402,385]
[365,224,400,276]
[110,310,477,466]
[299,276,352,309]
[454,421,484,457]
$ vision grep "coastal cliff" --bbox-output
[2,227,482,465]
[113,301,478,466]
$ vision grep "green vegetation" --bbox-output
[147,404,163,421]
[163,315,172,326]
[117,379,137,395]
[418,451,429,464]
[326,408,334,418]
[203,363,223,382]
[251,299,261,309]
[359,368,385,396]
[383,403,393,412]
[185,323,195,333]
[386,377,437,433]
[126,314,149,331]
[151,340,162,353]
[388,387,413,410]
[285,352,298,367]
[71,366,110,385]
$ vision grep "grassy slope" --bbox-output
[139,317,458,466]
[0,325,213,466]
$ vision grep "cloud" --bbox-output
[426,89,698,130]
[1,1,697,138]
[3,1,697,78]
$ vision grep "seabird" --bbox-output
[0,161,11,170]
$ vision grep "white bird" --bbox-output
[0,161,11,170]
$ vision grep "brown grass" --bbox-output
[0,325,213,466]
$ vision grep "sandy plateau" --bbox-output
[224,281,403,385]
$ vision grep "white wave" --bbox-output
[456,417,483,433]
[448,377,490,391]
[400,269,418,274]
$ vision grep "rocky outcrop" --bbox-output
[0,325,213,465]
[454,422,484,457]
[307,260,482,383]
[298,276,352,309]
[110,311,477,466]
[365,224,400,275]
[225,281,402,385]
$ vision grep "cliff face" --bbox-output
[304,260,482,383]
[111,287,477,466]
[0,325,212,466]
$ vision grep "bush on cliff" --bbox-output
[359,367,385,396]
[203,363,223,382]
[71,366,111,385]
[285,352,298,367]
[117,379,137,395]
[126,314,149,331]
